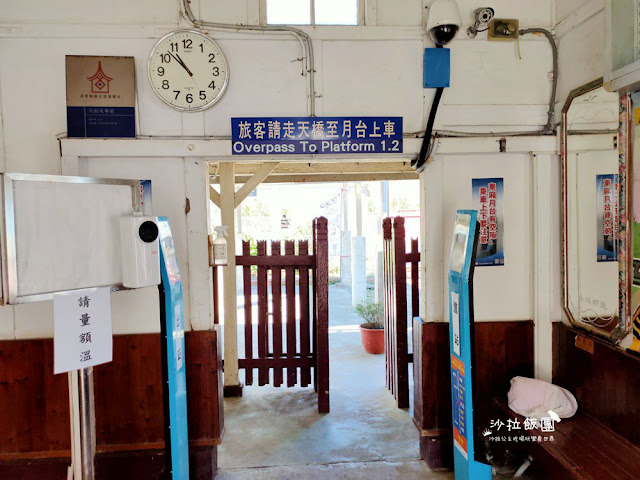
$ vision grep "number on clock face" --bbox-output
[148,30,229,111]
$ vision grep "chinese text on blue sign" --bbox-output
[231,117,403,155]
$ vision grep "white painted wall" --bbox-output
[555,0,606,104]
[436,153,534,322]
[0,0,559,339]
[420,145,563,382]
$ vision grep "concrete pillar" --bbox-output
[341,230,352,286]
[374,250,384,303]
[341,183,349,230]
[375,181,390,304]
[355,181,363,237]
[219,163,241,392]
[352,236,367,306]
[381,181,390,218]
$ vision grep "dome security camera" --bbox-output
[426,0,462,46]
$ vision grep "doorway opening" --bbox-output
[208,161,443,477]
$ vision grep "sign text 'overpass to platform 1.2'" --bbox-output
[231,117,403,155]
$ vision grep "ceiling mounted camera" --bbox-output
[426,0,462,46]
[467,7,495,38]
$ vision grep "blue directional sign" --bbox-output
[447,210,492,480]
[158,217,189,480]
[231,116,403,155]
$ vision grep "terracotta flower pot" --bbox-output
[359,324,385,354]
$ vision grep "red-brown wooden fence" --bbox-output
[382,216,420,409]
[234,217,329,413]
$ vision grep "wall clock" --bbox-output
[148,30,229,112]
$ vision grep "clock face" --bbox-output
[148,30,229,112]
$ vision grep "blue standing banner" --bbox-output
[231,116,402,155]
[158,217,189,479]
[448,210,492,480]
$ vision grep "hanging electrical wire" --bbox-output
[413,27,558,172]
[181,0,317,116]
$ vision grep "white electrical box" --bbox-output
[119,216,161,288]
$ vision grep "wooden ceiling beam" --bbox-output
[212,172,418,184]
[209,161,414,176]
[234,162,279,208]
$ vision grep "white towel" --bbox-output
[507,376,578,420]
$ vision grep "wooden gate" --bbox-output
[382,216,420,409]
[235,217,329,413]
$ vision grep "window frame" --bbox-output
[260,0,365,27]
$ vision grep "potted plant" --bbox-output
[355,301,385,354]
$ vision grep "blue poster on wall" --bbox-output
[158,217,189,479]
[472,178,505,266]
[596,174,618,262]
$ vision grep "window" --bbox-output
[266,0,359,26]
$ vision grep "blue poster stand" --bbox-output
[447,210,492,480]
[158,217,190,479]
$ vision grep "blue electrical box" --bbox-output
[447,210,492,480]
[424,47,450,88]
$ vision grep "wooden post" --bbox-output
[312,219,318,392]
[382,218,392,391]
[219,162,242,396]
[299,240,312,387]
[315,217,330,413]
[411,238,420,320]
[285,240,297,387]
[242,241,253,386]
[393,217,409,409]
[272,241,284,387]
[257,241,268,386]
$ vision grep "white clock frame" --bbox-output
[147,29,229,112]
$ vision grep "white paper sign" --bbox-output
[451,291,461,356]
[54,287,112,374]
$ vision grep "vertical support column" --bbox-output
[351,237,367,305]
[375,250,384,303]
[376,182,390,303]
[340,183,352,286]
[219,163,242,395]
[421,158,445,323]
[185,158,214,331]
[355,181,363,237]
[341,231,352,286]
[315,217,330,413]
[352,181,365,304]
[533,153,555,382]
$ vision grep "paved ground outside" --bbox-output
[217,284,450,479]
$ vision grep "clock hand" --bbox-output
[168,51,193,77]
[175,53,194,77]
